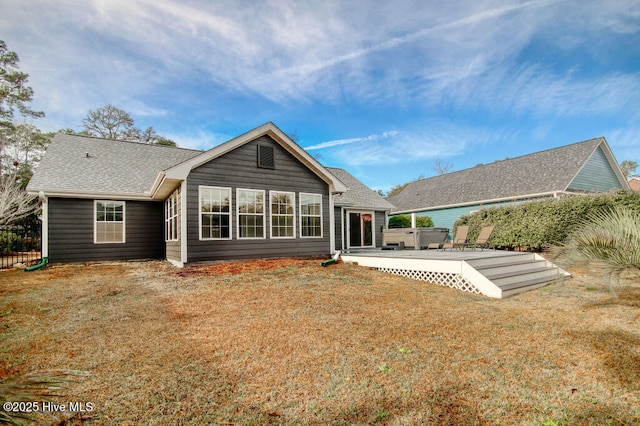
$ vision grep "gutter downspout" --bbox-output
[26,192,48,271]
[329,193,336,254]
[341,207,345,252]
[25,257,48,272]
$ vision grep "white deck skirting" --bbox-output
[340,249,567,298]
[377,267,480,294]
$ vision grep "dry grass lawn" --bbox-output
[1,258,639,425]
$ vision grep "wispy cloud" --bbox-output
[263,0,554,82]
[320,124,502,168]
[305,131,399,150]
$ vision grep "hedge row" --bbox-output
[389,214,434,228]
[454,190,640,252]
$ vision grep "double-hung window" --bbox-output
[165,191,179,242]
[300,193,322,237]
[200,186,231,239]
[95,201,125,243]
[237,189,265,239]
[270,191,295,238]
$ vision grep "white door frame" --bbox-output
[346,210,375,249]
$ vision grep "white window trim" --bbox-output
[300,192,323,238]
[94,200,126,244]
[236,188,266,239]
[199,185,232,241]
[165,191,179,242]
[269,190,296,239]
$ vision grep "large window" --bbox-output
[95,201,125,243]
[270,191,295,238]
[200,186,231,240]
[237,189,265,239]
[300,193,322,238]
[165,191,179,242]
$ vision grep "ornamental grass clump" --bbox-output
[552,206,640,295]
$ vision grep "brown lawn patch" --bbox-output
[1,259,639,425]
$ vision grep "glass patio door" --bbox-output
[349,212,373,247]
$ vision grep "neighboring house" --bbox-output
[629,177,640,192]
[328,167,395,251]
[27,123,390,266]
[386,137,630,232]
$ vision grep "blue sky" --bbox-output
[2,0,639,192]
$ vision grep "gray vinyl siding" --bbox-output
[568,146,623,192]
[47,197,164,263]
[186,135,331,262]
[166,241,180,262]
[374,211,386,248]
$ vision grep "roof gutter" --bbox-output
[27,189,155,201]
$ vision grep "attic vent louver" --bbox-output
[257,144,275,169]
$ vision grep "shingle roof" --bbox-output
[386,137,606,213]
[27,133,201,197]
[327,167,395,210]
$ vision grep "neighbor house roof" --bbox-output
[27,133,201,199]
[386,137,628,213]
[327,167,395,211]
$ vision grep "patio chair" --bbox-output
[471,226,495,250]
[442,225,469,250]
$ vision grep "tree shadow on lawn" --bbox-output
[559,326,640,424]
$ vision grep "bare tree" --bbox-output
[0,175,36,226]
[81,105,177,146]
[433,158,453,175]
[620,160,638,178]
[81,104,138,140]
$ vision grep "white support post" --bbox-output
[39,192,48,258]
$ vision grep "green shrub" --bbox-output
[416,215,434,227]
[0,232,23,253]
[389,215,411,228]
[388,214,434,228]
[454,191,640,251]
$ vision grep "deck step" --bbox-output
[468,253,564,297]
[483,264,551,280]
[472,258,546,271]
[465,253,536,268]
[491,268,561,287]
[476,261,549,278]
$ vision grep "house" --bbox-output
[27,122,392,266]
[629,177,640,192]
[386,137,630,232]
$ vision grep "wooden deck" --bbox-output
[340,248,570,298]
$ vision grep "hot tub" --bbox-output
[383,227,449,250]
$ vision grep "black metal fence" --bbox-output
[0,222,42,269]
